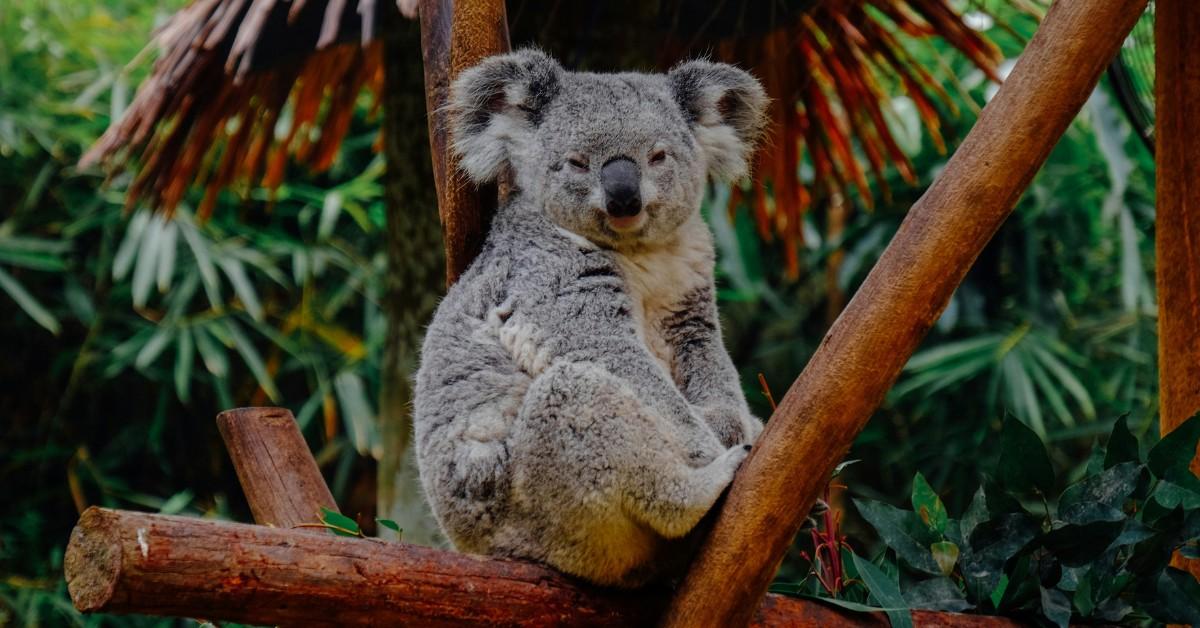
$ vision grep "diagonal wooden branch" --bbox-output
[1155,0,1200,580]
[663,1,1151,625]
[64,507,1020,628]
[217,407,338,527]
[420,0,510,286]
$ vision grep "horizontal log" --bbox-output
[64,508,1018,627]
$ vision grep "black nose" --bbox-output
[601,158,642,218]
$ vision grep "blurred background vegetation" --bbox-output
[0,0,1159,625]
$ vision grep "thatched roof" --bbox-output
[83,0,1013,269]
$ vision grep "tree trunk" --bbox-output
[64,507,1020,628]
[1155,0,1200,581]
[419,0,510,286]
[377,3,446,546]
[662,1,1150,625]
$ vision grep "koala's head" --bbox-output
[448,49,767,249]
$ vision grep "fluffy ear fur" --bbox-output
[668,60,768,182]
[448,49,563,183]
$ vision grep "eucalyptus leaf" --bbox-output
[1039,587,1071,628]
[1147,413,1200,492]
[902,577,970,612]
[319,507,361,537]
[850,552,913,628]
[911,473,948,535]
[998,416,1054,496]
[1104,414,1139,468]
[1058,461,1142,512]
[854,499,942,575]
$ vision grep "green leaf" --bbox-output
[961,514,1039,597]
[850,552,913,628]
[224,319,280,402]
[853,499,941,575]
[131,213,163,308]
[217,257,263,321]
[1039,587,1071,628]
[0,266,59,335]
[960,487,989,541]
[1041,502,1126,566]
[998,415,1055,495]
[134,326,172,369]
[174,327,193,403]
[319,507,361,537]
[1058,461,1142,512]
[193,325,229,378]
[156,219,178,293]
[1148,413,1200,493]
[1142,567,1200,625]
[911,472,948,535]
[1104,414,1140,468]
[795,594,907,614]
[376,518,402,534]
[902,577,971,612]
[833,459,860,477]
[930,541,959,577]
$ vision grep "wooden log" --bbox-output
[64,508,1019,627]
[419,0,511,286]
[1155,0,1200,580]
[662,1,1150,626]
[216,407,338,527]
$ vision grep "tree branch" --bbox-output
[420,0,511,286]
[1155,0,1200,580]
[64,508,1019,628]
[216,407,338,528]
[663,1,1150,625]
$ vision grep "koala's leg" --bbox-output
[516,361,747,544]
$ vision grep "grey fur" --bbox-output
[414,49,768,587]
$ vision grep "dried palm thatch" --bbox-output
[83,0,1013,269]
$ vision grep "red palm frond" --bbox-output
[84,0,1017,262]
[718,0,1005,274]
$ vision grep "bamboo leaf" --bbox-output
[0,266,60,334]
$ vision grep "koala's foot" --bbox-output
[799,497,831,532]
[623,443,749,539]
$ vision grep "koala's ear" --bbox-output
[668,60,768,182]
[448,49,563,183]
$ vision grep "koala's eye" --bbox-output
[649,148,668,165]
[566,154,589,172]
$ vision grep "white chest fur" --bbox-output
[613,214,715,374]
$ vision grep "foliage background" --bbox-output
[0,1,1160,625]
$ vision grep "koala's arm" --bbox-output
[661,283,762,447]
[508,247,725,460]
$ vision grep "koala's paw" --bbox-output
[700,405,764,448]
[712,443,752,484]
[741,413,764,445]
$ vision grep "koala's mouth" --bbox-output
[605,213,647,233]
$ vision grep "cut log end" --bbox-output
[65,507,121,613]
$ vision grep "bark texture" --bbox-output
[419,0,510,286]
[662,1,1150,625]
[216,407,337,528]
[378,1,446,547]
[1155,0,1200,580]
[63,507,1020,628]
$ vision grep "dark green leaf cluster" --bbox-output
[845,414,1200,627]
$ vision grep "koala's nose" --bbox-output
[601,158,642,218]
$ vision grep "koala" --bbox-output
[413,49,768,588]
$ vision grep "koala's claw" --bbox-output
[799,497,831,532]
